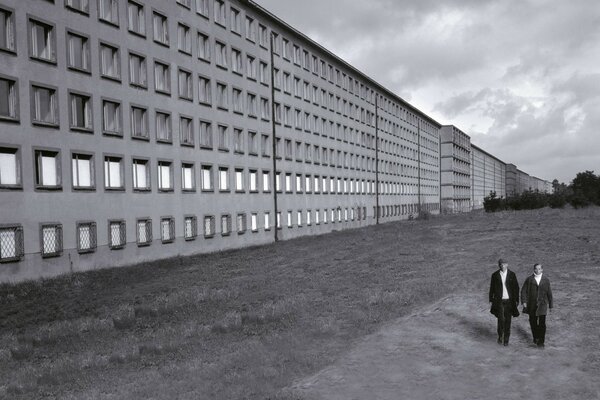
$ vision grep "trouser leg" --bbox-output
[503,305,512,344]
[529,313,538,343]
[538,315,547,344]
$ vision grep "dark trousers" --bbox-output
[529,312,547,344]
[497,300,512,343]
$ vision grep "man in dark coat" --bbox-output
[521,263,553,347]
[489,258,520,346]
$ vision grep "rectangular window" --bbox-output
[132,158,149,190]
[0,147,20,187]
[41,223,62,257]
[262,171,270,192]
[232,88,243,114]
[230,7,241,34]
[261,134,270,157]
[233,128,244,153]
[0,225,24,262]
[218,166,229,191]
[109,220,126,249]
[71,153,94,189]
[127,1,145,36]
[248,131,258,155]
[102,99,121,135]
[258,24,267,47]
[231,48,242,74]
[35,149,61,188]
[259,61,268,85]
[196,0,209,17]
[177,23,191,54]
[287,211,292,228]
[221,214,231,236]
[246,55,256,79]
[152,11,168,45]
[260,97,269,120]
[179,116,193,146]
[31,84,58,126]
[129,52,147,88]
[155,111,172,143]
[157,160,173,191]
[249,170,257,192]
[198,76,211,105]
[236,213,246,234]
[264,212,271,230]
[130,105,148,139]
[297,210,302,227]
[0,77,18,121]
[100,42,120,80]
[216,124,229,151]
[181,163,194,191]
[197,31,210,61]
[184,216,197,240]
[136,218,152,246]
[77,222,96,253]
[214,0,226,26]
[251,213,258,232]
[215,41,227,68]
[0,7,16,52]
[247,92,257,117]
[160,217,175,243]
[29,18,56,62]
[235,168,244,192]
[245,16,255,42]
[178,68,193,100]
[103,155,122,189]
[199,120,213,148]
[204,215,215,238]
[99,0,119,26]
[66,31,90,72]
[216,82,228,109]
[201,164,213,191]
[154,61,170,94]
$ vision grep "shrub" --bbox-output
[548,193,568,209]
[483,192,505,212]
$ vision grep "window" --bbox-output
[136,218,152,246]
[184,216,197,240]
[66,31,90,72]
[160,217,175,243]
[249,170,257,192]
[215,41,227,68]
[248,131,257,155]
[262,171,270,192]
[31,84,58,126]
[259,61,268,85]
[247,92,257,117]
[103,155,123,189]
[282,38,290,59]
[130,105,148,139]
[285,173,291,193]
[127,1,145,36]
[277,212,282,229]
[198,76,211,105]
[129,52,147,88]
[233,128,244,153]
[201,164,213,191]
[0,76,18,121]
[154,61,171,94]
[297,210,302,227]
[0,147,20,188]
[77,222,96,253]
[232,88,243,114]
[178,68,193,100]
[204,215,215,238]
[214,0,226,26]
[196,0,209,18]
[258,24,267,47]
[260,97,269,120]
[246,54,256,79]
[157,160,173,191]
[264,212,271,230]
[177,23,191,54]
[69,92,93,131]
[34,149,61,189]
[109,220,126,249]
[261,134,270,157]
[151,11,168,45]
[287,211,292,228]
[235,168,244,192]
[251,213,258,232]
[99,0,119,26]
[283,72,291,94]
[181,163,195,191]
[199,120,213,149]
[0,225,23,262]
[29,18,56,62]
[220,214,231,236]
[236,213,246,234]
[230,7,241,34]
[179,116,193,146]
[218,166,229,191]
[295,174,302,192]
[71,153,94,189]
[155,111,172,143]
[132,158,150,190]
[216,82,228,109]
[102,99,121,135]
[217,124,228,151]
[245,16,255,42]
[197,32,210,61]
[41,223,62,257]
[231,48,242,74]
[0,7,16,53]
[100,42,120,80]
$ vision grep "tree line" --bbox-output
[483,171,600,212]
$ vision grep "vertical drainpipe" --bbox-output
[375,95,380,225]
[270,33,278,242]
[417,118,422,215]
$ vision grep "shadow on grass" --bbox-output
[447,311,495,342]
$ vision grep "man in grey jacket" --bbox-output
[521,263,553,347]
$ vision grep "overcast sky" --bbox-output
[254,0,600,183]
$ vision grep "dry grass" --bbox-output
[0,207,599,399]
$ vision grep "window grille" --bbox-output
[0,225,24,262]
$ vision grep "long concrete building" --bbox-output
[0,0,550,282]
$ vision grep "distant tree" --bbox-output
[570,171,600,206]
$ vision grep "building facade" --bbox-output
[470,145,506,209]
[0,0,443,282]
[439,125,471,213]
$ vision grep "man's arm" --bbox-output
[512,273,520,304]
[521,277,528,306]
[547,279,553,309]
[489,274,495,303]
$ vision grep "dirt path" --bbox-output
[290,273,600,400]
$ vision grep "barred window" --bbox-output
[136,218,152,246]
[0,225,24,262]
[41,223,62,257]
[184,216,197,240]
[109,220,126,249]
[160,217,175,243]
[77,222,96,253]
[221,214,231,236]
[203,215,215,238]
